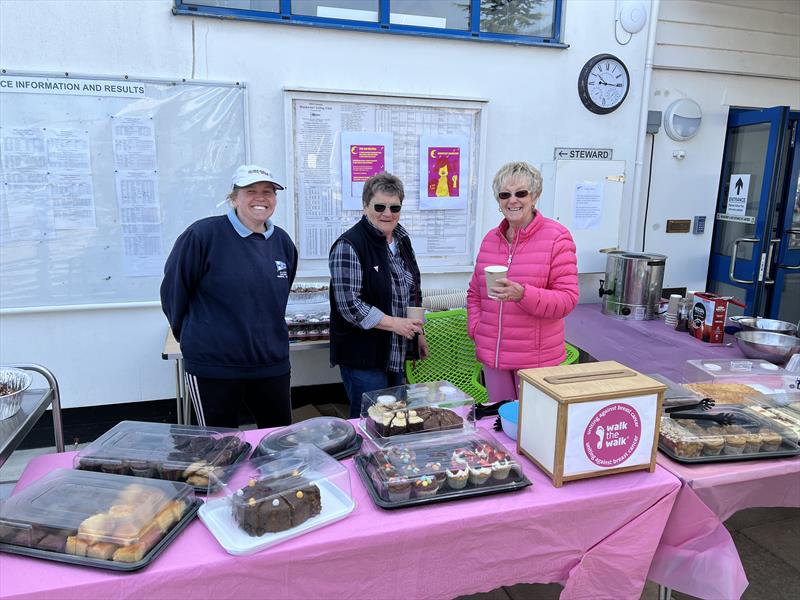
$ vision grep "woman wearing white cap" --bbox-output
[161,165,298,428]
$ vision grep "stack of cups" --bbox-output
[664,294,681,327]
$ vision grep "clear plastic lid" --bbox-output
[199,444,354,555]
[683,359,796,395]
[74,421,248,490]
[0,468,194,560]
[356,429,524,505]
[658,404,798,460]
[254,416,357,458]
[360,381,476,446]
[647,373,702,408]
[740,393,800,445]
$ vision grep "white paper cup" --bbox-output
[406,306,426,322]
[484,265,508,299]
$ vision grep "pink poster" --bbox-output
[427,147,460,198]
[351,144,385,186]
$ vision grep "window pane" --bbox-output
[480,0,555,37]
[188,0,279,12]
[292,0,379,22]
[390,0,470,30]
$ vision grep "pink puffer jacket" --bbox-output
[467,212,579,370]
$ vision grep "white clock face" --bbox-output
[586,59,629,110]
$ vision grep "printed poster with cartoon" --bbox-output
[419,135,469,210]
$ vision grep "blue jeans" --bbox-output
[339,367,405,418]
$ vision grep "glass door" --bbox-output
[766,114,800,322]
[707,106,789,315]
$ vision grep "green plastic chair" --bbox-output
[404,309,581,404]
[405,308,488,404]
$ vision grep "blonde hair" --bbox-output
[492,162,543,199]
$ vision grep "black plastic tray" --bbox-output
[658,442,800,464]
[252,433,362,462]
[0,499,201,571]
[354,455,531,509]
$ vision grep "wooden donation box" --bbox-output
[517,361,665,487]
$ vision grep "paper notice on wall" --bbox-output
[121,223,163,277]
[419,134,469,210]
[726,174,750,216]
[115,170,160,224]
[49,172,96,229]
[1,126,47,170]
[45,128,91,172]
[1,171,54,242]
[111,116,157,171]
[573,182,603,229]
[341,131,393,210]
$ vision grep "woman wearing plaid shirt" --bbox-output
[329,173,429,418]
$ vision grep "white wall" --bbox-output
[7,0,794,407]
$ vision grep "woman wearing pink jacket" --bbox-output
[467,161,579,403]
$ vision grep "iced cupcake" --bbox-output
[413,475,439,498]
[701,435,725,456]
[723,434,746,455]
[491,457,513,480]
[468,462,492,485]
[446,463,469,490]
[386,477,412,502]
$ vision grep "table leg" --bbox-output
[658,585,672,600]
[179,358,190,425]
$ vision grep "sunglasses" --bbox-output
[498,190,531,200]
[372,203,402,213]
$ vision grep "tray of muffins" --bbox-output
[355,429,531,509]
[74,421,251,493]
[199,444,355,555]
[658,403,800,463]
[251,416,363,461]
[0,469,200,570]
[359,381,476,447]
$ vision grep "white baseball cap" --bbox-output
[231,164,284,190]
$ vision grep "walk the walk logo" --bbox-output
[582,403,641,467]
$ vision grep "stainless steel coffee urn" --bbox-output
[598,250,667,320]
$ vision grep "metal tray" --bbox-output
[354,455,531,510]
[0,499,201,571]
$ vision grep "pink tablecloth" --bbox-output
[0,426,680,600]
[648,454,800,599]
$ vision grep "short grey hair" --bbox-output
[492,162,543,199]
[362,172,404,207]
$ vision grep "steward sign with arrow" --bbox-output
[553,147,613,160]
[726,173,750,216]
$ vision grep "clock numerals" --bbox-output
[578,54,630,115]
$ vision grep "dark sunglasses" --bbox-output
[372,203,402,213]
[498,190,530,200]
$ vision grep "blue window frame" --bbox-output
[173,0,566,47]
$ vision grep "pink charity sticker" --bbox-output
[582,403,641,467]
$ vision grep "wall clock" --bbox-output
[578,54,630,115]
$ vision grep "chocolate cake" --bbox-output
[366,405,463,439]
[232,476,322,537]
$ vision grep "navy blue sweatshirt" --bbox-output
[160,212,297,379]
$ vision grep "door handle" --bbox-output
[729,237,760,284]
[778,229,800,271]
[764,238,780,284]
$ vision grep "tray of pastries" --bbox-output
[199,444,354,555]
[74,421,250,493]
[252,416,362,461]
[360,381,476,447]
[658,404,800,463]
[0,469,199,570]
[355,429,530,509]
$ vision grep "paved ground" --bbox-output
[2,402,798,599]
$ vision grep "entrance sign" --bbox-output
[726,174,750,216]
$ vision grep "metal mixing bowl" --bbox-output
[0,367,32,420]
[730,316,798,336]
[734,331,800,364]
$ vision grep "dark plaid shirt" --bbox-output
[329,221,415,373]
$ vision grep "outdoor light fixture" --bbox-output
[664,99,703,141]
